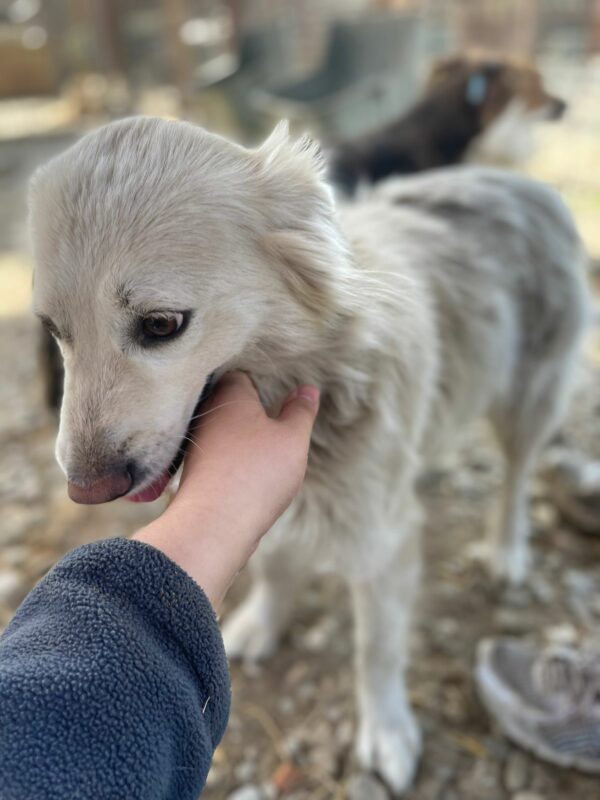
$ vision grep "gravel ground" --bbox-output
[1,61,599,800]
[1,308,599,800]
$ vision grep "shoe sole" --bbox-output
[475,639,600,775]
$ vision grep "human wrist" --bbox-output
[132,503,247,611]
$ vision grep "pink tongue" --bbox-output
[126,470,172,503]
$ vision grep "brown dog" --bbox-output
[330,54,566,194]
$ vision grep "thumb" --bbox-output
[277,385,320,436]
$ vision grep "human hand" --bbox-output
[133,372,319,610]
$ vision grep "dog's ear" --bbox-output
[256,123,351,321]
[253,121,336,230]
[256,120,328,185]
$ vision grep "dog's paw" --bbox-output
[222,595,280,662]
[356,710,421,795]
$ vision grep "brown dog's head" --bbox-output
[425,53,565,164]
[427,53,566,126]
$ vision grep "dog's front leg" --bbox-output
[350,525,422,795]
[223,520,309,661]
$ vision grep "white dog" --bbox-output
[29,117,589,792]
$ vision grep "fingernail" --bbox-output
[295,385,320,405]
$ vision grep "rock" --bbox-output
[504,751,529,792]
[325,703,343,723]
[495,607,538,634]
[25,548,58,580]
[0,454,42,502]
[306,743,338,777]
[284,662,311,687]
[441,684,468,723]
[530,501,558,532]
[529,574,554,603]
[227,786,265,800]
[283,735,304,759]
[416,775,449,798]
[0,504,44,545]
[435,617,460,639]
[260,783,277,800]
[270,761,302,794]
[346,773,389,800]
[544,622,579,646]
[438,789,460,800]
[0,569,26,607]
[241,660,263,679]
[205,764,225,787]
[564,569,597,602]
[243,745,259,761]
[234,760,257,783]
[502,584,532,609]
[302,615,338,653]
[512,793,544,800]
[296,681,317,701]
[311,719,334,744]
[459,759,502,799]
[0,544,29,568]
[277,696,295,716]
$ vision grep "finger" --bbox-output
[277,385,320,437]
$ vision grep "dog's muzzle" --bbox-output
[66,372,217,505]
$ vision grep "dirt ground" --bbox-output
[1,61,600,800]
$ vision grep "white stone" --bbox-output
[346,773,389,800]
[234,760,256,783]
[0,569,25,607]
[302,615,338,652]
[504,751,529,792]
[512,793,544,800]
[227,786,265,800]
[0,505,44,545]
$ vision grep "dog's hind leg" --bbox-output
[350,511,422,794]
[487,360,577,585]
[223,539,309,662]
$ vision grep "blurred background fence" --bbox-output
[1,0,599,300]
[1,0,599,139]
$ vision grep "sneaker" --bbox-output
[475,637,600,773]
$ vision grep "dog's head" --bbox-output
[427,55,566,164]
[30,117,343,503]
[427,54,566,125]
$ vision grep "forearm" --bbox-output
[0,538,230,800]
[133,498,256,612]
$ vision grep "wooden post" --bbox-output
[162,0,192,106]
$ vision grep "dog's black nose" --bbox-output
[68,466,132,504]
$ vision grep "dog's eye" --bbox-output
[141,312,185,340]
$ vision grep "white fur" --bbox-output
[30,118,590,793]
[467,98,548,165]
